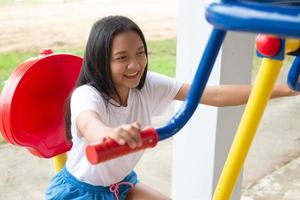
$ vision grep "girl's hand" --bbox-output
[104,122,143,149]
[285,85,300,96]
[272,84,300,98]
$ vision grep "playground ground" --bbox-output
[1,0,300,199]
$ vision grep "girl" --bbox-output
[46,16,297,200]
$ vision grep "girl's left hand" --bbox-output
[276,84,300,97]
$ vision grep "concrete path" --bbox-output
[242,157,300,200]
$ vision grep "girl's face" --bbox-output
[110,30,147,95]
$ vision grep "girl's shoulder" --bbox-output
[145,71,178,88]
[146,71,163,80]
[70,84,107,116]
[141,71,181,98]
[71,84,104,105]
[73,84,100,97]
[146,71,169,84]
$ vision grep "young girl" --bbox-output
[46,16,297,200]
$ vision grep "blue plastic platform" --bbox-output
[206,1,300,37]
[242,0,300,6]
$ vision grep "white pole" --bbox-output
[172,0,254,199]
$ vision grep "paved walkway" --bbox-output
[242,157,300,200]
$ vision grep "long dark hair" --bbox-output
[65,16,148,140]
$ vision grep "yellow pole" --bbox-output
[52,153,67,173]
[285,38,300,53]
[212,58,283,200]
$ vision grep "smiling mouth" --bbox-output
[124,71,139,79]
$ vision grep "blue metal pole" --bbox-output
[221,0,235,3]
[287,56,300,91]
[157,28,227,141]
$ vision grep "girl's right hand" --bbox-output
[105,122,143,149]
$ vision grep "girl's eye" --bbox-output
[116,56,127,60]
[137,51,145,55]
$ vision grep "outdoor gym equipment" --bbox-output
[86,1,300,199]
[0,0,299,199]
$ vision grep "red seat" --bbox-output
[0,50,82,158]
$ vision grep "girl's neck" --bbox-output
[113,88,130,107]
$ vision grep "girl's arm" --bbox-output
[174,83,298,107]
[76,110,142,148]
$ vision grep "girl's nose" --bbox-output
[128,59,139,69]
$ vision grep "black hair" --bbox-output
[65,16,148,140]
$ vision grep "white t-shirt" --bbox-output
[66,72,182,186]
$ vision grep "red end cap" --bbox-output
[256,34,282,57]
[86,145,100,164]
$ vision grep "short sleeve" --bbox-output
[145,72,183,116]
[70,85,106,138]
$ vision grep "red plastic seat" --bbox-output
[0,49,82,158]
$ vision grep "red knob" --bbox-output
[256,34,281,57]
[39,48,53,56]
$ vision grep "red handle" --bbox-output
[85,127,159,164]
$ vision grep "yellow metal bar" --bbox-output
[212,58,283,200]
[285,38,300,54]
[52,153,67,173]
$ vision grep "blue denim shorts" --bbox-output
[46,167,138,200]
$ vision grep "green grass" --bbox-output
[147,39,176,77]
